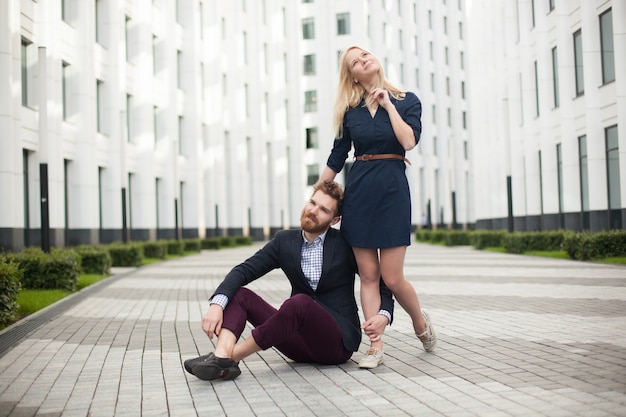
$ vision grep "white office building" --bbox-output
[0,0,471,252]
[468,0,625,232]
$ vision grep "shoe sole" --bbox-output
[192,363,241,381]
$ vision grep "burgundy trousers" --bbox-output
[221,288,352,365]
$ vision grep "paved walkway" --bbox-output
[0,240,625,417]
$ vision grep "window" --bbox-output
[152,35,157,74]
[605,125,621,228]
[337,13,350,35]
[549,0,555,12]
[126,94,132,142]
[599,9,615,84]
[306,164,319,186]
[459,22,463,39]
[415,68,419,88]
[177,50,182,89]
[430,73,435,92]
[433,137,437,156]
[304,90,317,112]
[62,62,69,120]
[578,135,589,229]
[463,141,468,160]
[445,47,449,65]
[432,105,436,124]
[573,29,584,96]
[556,143,563,227]
[551,46,559,108]
[461,81,465,99]
[96,80,105,133]
[302,18,315,39]
[443,17,447,34]
[21,38,33,107]
[178,116,183,155]
[306,127,318,149]
[534,60,540,116]
[125,16,131,62]
[153,106,158,145]
[462,111,467,129]
[460,51,464,69]
[530,0,535,28]
[303,54,316,75]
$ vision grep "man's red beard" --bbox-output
[300,209,330,234]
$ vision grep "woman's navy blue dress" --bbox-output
[326,92,422,249]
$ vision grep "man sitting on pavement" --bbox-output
[184,180,394,380]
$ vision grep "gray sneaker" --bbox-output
[416,310,437,352]
[358,347,384,369]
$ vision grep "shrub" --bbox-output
[444,231,472,246]
[564,230,626,260]
[108,242,144,267]
[75,245,112,274]
[183,239,202,252]
[12,247,80,291]
[471,230,507,249]
[143,241,167,259]
[415,230,433,242]
[234,236,252,246]
[166,240,184,256]
[220,236,236,247]
[0,257,22,326]
[201,237,221,250]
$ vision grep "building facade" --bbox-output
[468,0,625,232]
[0,0,471,252]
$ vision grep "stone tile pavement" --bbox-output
[0,240,625,416]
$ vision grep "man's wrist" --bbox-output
[378,309,391,325]
[210,294,228,309]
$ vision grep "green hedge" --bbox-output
[166,240,184,256]
[202,237,221,250]
[108,242,144,267]
[0,257,22,326]
[469,230,507,249]
[416,228,626,261]
[75,245,112,274]
[143,241,167,259]
[183,238,202,252]
[503,231,565,254]
[563,230,626,260]
[10,247,80,291]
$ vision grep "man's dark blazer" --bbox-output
[211,227,394,352]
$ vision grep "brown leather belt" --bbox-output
[354,153,411,165]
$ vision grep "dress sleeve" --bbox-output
[325,119,352,173]
[401,92,422,146]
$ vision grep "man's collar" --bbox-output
[302,229,328,244]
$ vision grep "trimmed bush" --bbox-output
[234,236,252,246]
[12,247,80,291]
[108,243,144,267]
[503,231,565,254]
[444,231,472,246]
[564,230,626,260]
[166,239,184,256]
[220,236,236,247]
[201,237,221,250]
[143,241,167,259]
[470,230,507,249]
[183,239,202,252]
[75,245,112,274]
[0,257,22,326]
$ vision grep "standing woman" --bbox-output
[320,46,437,369]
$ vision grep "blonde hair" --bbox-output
[332,46,406,137]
